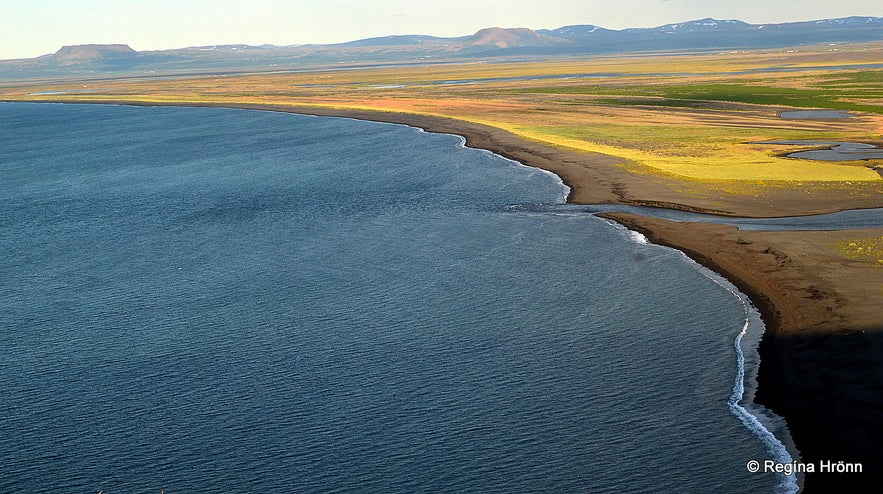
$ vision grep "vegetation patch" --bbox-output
[505,73,883,114]
[502,124,881,182]
[4,45,882,192]
[836,236,883,267]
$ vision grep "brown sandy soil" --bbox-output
[596,213,882,334]
[201,103,883,492]
[8,98,883,491]
[599,213,883,493]
[35,100,883,217]
[275,106,883,217]
[77,101,714,209]
[31,100,879,329]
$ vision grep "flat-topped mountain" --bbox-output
[2,16,881,79]
[43,44,138,69]
[52,44,136,61]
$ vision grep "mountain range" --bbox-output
[2,16,881,80]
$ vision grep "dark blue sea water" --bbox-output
[1,103,793,493]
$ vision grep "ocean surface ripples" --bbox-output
[0,103,785,493]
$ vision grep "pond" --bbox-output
[756,140,883,161]
[779,110,854,119]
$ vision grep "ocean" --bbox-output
[0,103,793,492]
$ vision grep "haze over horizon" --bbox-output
[1,0,880,60]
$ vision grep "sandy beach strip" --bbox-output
[596,213,883,334]
[221,102,883,491]
[598,213,883,492]
[10,98,883,491]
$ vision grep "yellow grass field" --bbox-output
[3,42,882,189]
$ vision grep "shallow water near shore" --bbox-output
[512,203,883,230]
[0,103,791,492]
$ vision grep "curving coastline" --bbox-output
[596,213,883,493]
[11,99,883,492]
[22,99,883,216]
[222,103,883,493]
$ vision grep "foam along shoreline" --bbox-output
[717,271,798,494]
[607,216,800,493]
[599,213,883,492]
[15,99,883,217]
[151,102,883,492]
[9,99,883,491]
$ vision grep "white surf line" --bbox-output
[703,273,799,494]
[448,132,571,204]
[602,217,800,494]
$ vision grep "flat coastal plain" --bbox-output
[3,42,882,492]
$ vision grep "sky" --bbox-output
[0,0,880,60]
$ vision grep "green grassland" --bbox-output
[503,79,883,114]
[2,44,882,187]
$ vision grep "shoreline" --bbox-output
[599,213,883,493]
[16,99,883,217]
[6,99,883,491]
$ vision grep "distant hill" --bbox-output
[337,35,448,47]
[532,16,883,55]
[467,27,564,49]
[51,44,137,64]
[1,16,881,80]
